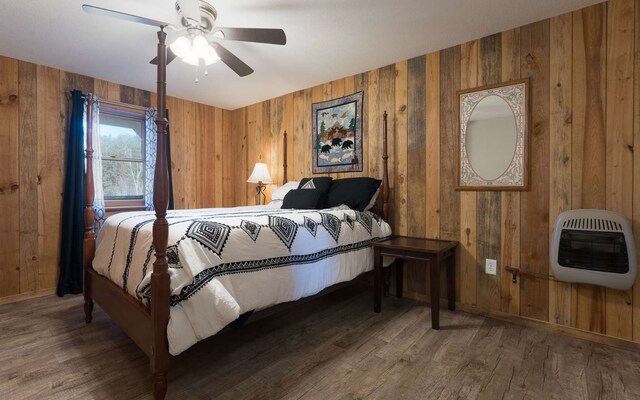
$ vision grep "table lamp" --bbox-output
[247,162,273,205]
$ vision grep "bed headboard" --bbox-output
[381,111,389,221]
[283,130,288,184]
[370,111,390,221]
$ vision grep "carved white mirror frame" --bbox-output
[456,78,529,191]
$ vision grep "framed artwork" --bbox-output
[312,91,363,174]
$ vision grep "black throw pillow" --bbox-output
[298,177,333,207]
[297,177,333,192]
[281,189,324,209]
[325,177,382,211]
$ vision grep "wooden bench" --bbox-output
[373,236,459,329]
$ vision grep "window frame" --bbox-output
[98,100,148,211]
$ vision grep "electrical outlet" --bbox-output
[485,259,497,275]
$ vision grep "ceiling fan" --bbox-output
[82,0,287,79]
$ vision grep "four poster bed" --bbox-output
[82,29,391,400]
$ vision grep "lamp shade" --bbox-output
[192,35,210,58]
[204,47,220,65]
[247,163,273,184]
[181,51,200,66]
[169,36,191,59]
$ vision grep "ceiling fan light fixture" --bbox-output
[182,51,200,66]
[169,35,191,59]
[192,34,210,58]
[204,47,220,65]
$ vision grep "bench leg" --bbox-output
[374,248,382,313]
[395,259,404,299]
[383,264,391,298]
[430,259,440,330]
[447,254,456,311]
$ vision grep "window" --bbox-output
[99,102,147,208]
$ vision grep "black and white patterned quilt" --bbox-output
[93,205,392,355]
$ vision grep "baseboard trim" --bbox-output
[459,304,640,353]
[0,288,56,306]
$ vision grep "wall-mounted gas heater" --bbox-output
[550,209,637,290]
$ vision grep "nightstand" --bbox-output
[373,236,458,329]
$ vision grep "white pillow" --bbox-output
[271,181,300,201]
[266,200,283,208]
[365,187,381,211]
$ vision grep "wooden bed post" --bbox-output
[381,111,389,221]
[151,28,171,400]
[283,130,288,184]
[83,95,95,324]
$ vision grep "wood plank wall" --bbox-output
[229,0,640,343]
[149,93,233,210]
[0,57,230,302]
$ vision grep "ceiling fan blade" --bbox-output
[82,4,173,28]
[214,28,286,45]
[150,48,178,65]
[211,43,254,77]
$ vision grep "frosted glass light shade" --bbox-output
[192,35,210,58]
[204,47,220,65]
[247,163,273,184]
[169,36,191,59]
[182,51,199,66]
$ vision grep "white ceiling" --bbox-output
[0,0,603,110]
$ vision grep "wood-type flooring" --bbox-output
[1,285,639,399]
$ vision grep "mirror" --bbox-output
[457,79,529,190]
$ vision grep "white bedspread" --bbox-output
[92,205,392,355]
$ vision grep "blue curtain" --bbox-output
[57,90,86,296]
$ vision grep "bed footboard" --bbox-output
[90,269,154,355]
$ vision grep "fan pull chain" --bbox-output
[195,65,199,83]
